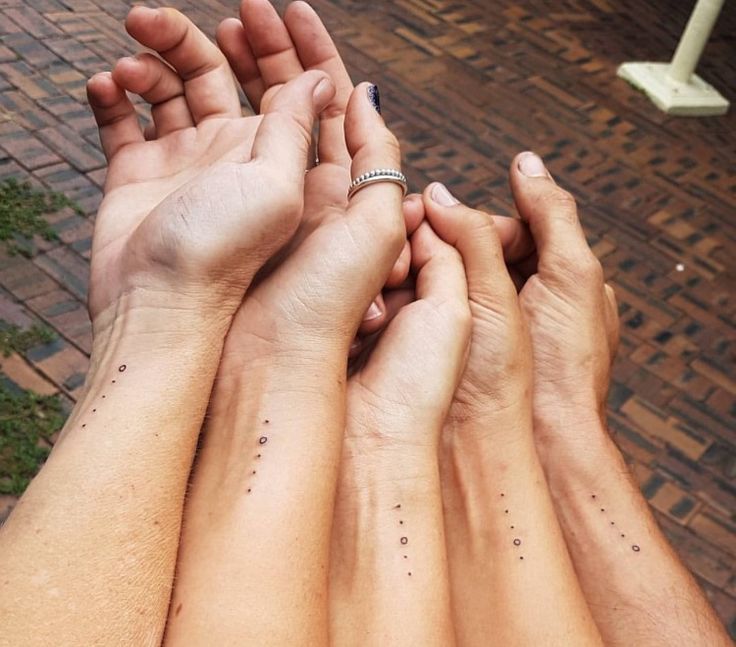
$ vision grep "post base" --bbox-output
[617,62,729,116]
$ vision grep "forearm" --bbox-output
[0,297,230,647]
[441,413,602,647]
[330,435,455,647]
[164,345,347,646]
[540,420,731,646]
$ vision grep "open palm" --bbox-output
[86,6,333,321]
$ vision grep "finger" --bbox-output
[285,1,354,167]
[491,215,535,264]
[112,54,194,137]
[87,72,144,161]
[357,225,470,386]
[240,0,304,88]
[216,18,265,112]
[423,183,517,309]
[509,151,595,273]
[386,241,411,288]
[411,220,469,306]
[351,288,415,359]
[358,292,386,336]
[344,82,405,265]
[403,194,425,235]
[251,70,335,185]
[604,283,620,361]
[125,6,241,123]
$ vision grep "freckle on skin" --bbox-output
[394,504,401,509]
[601,508,605,512]
[264,419,270,424]
[504,510,509,514]
[175,603,183,617]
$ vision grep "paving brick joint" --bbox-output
[0,0,734,635]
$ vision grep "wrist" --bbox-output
[535,417,627,499]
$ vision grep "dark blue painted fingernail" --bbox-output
[367,84,381,114]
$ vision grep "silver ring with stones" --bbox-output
[348,169,408,199]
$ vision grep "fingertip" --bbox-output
[358,295,387,336]
[386,241,411,288]
[125,5,157,36]
[86,72,122,107]
[511,151,554,182]
[312,73,336,114]
[402,194,424,235]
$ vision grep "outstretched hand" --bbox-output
[86,6,335,325]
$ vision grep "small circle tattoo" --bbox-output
[259,436,268,445]
[118,364,126,372]
[513,539,521,546]
[400,537,408,545]
[632,545,640,552]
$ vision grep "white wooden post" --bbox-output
[617,0,729,116]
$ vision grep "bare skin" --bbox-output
[330,220,470,646]
[0,6,335,646]
[413,183,603,647]
[156,3,407,644]
[504,153,732,647]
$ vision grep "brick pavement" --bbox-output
[0,0,734,635]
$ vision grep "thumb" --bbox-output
[251,70,335,183]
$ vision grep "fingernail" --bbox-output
[367,84,381,114]
[363,300,383,321]
[431,183,460,207]
[313,77,334,108]
[518,152,548,178]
